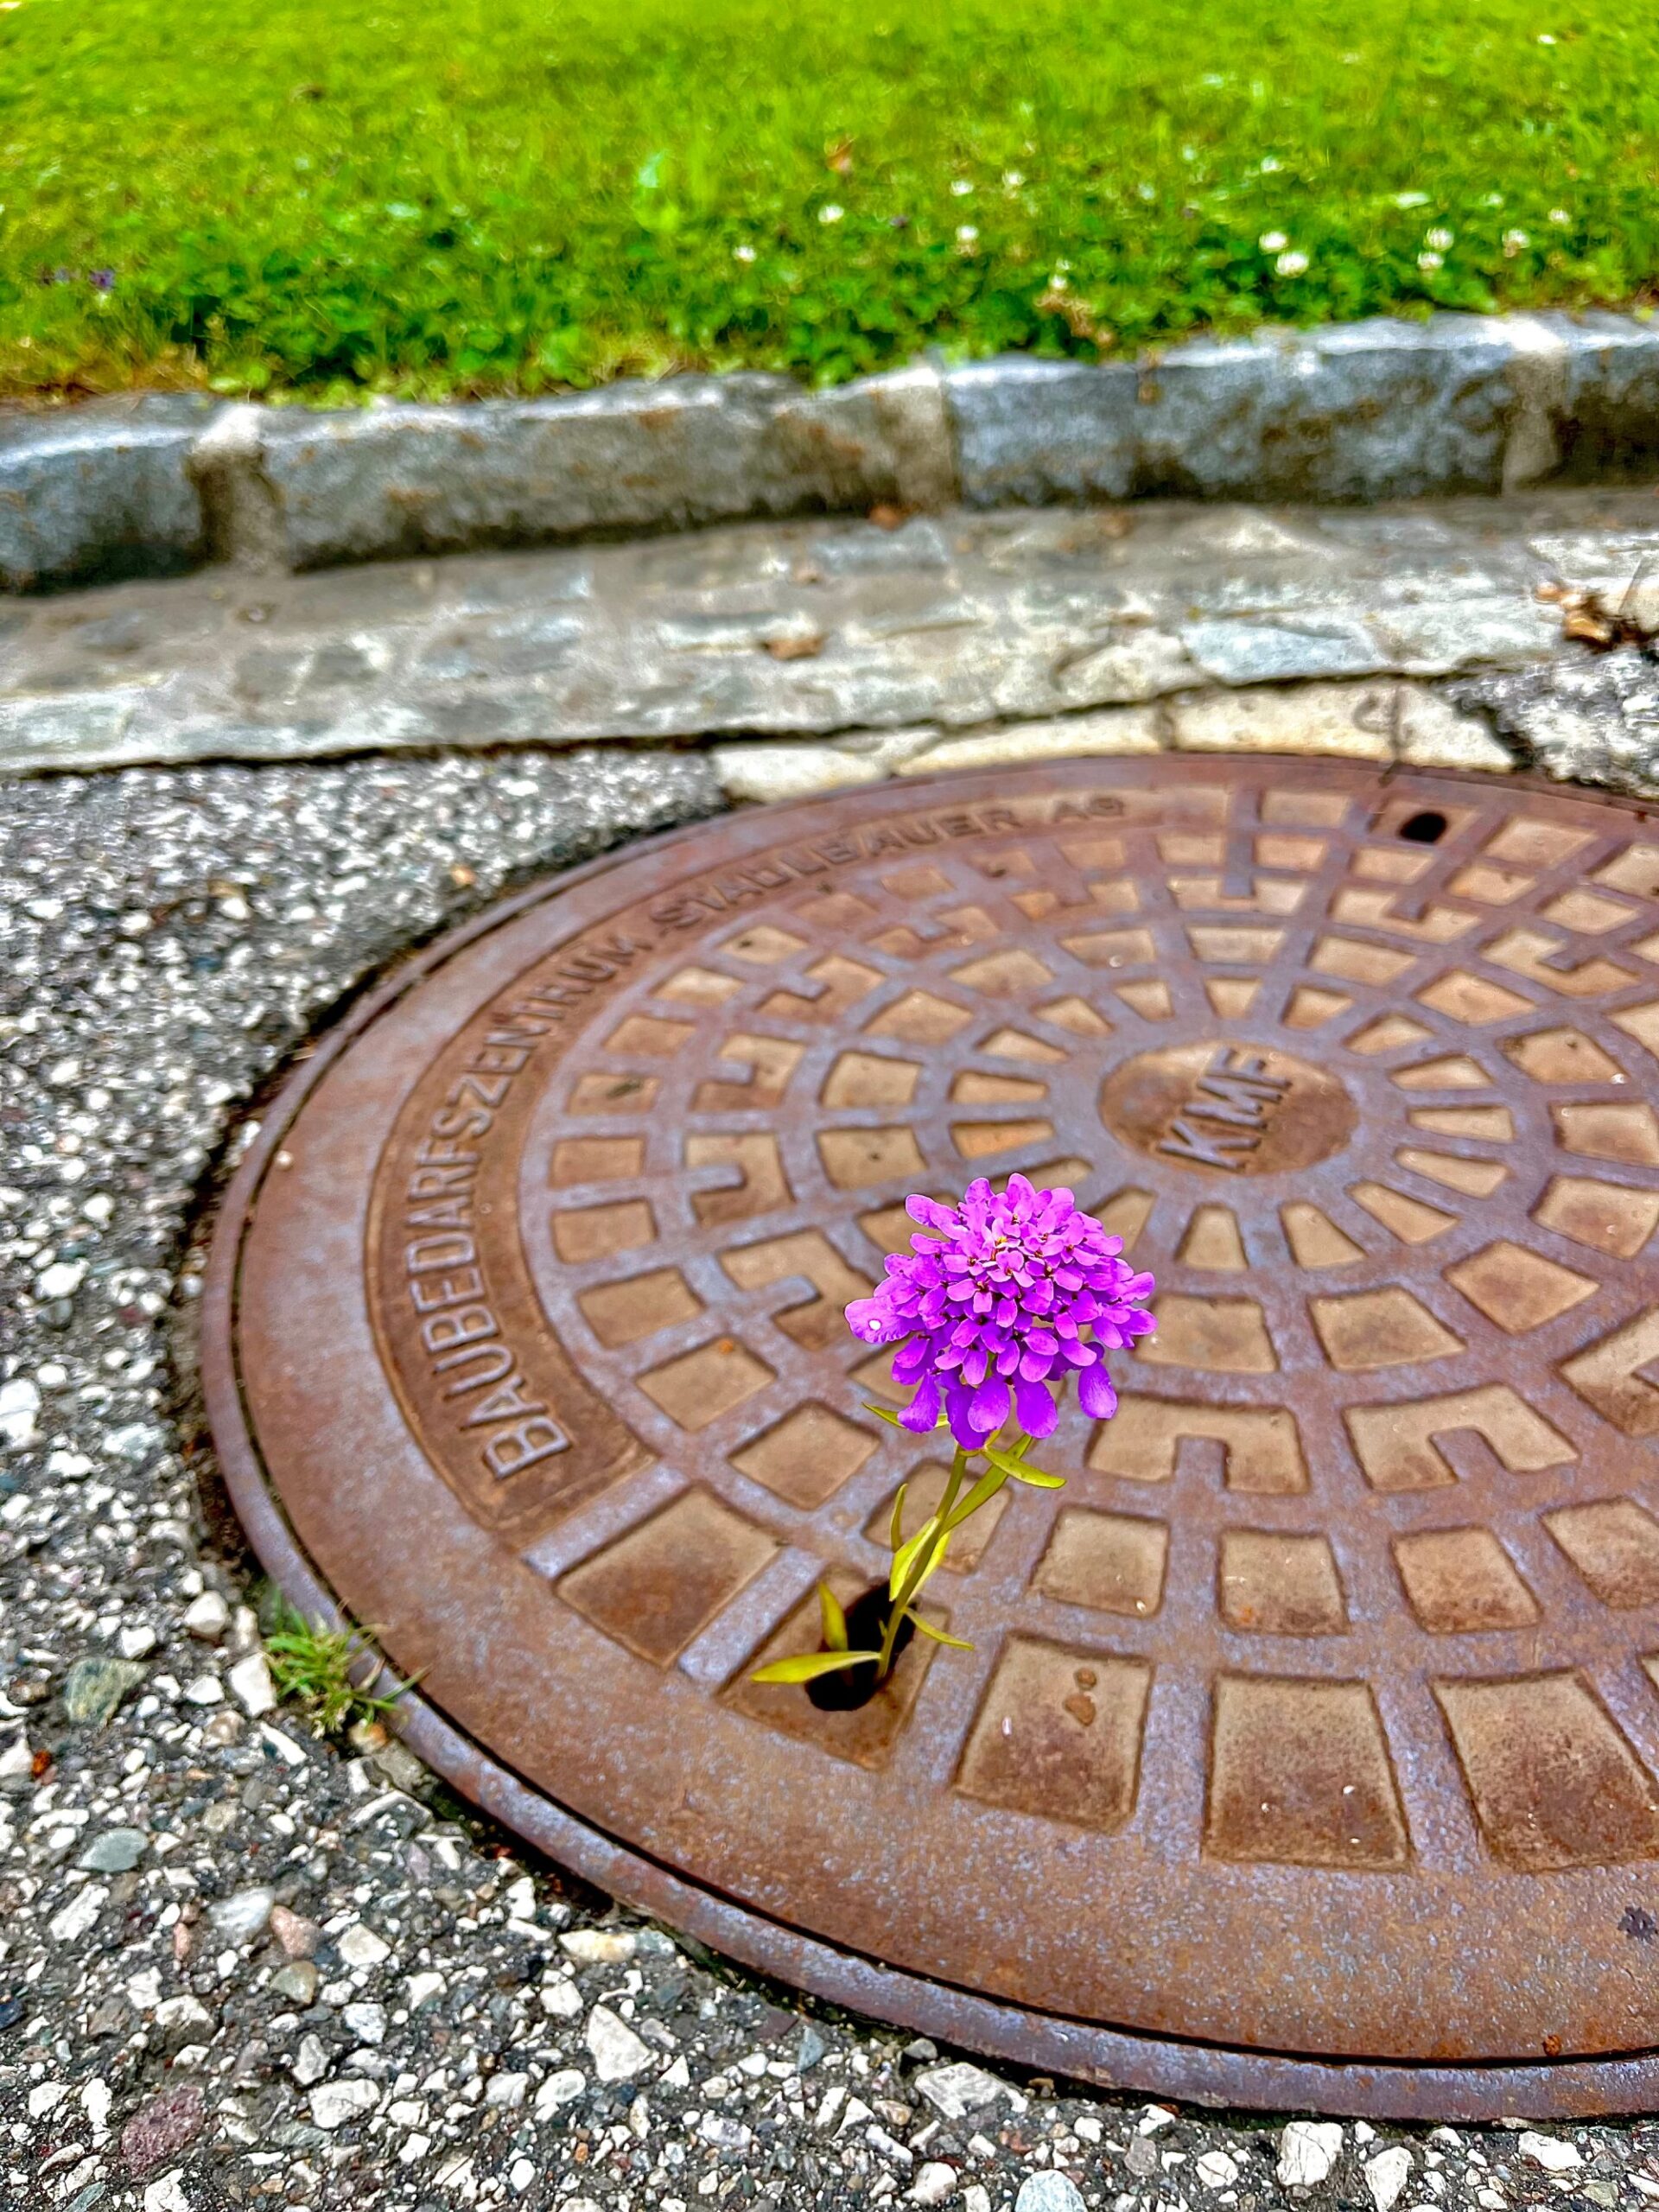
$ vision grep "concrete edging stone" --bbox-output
[4,312,1658,591]
[0,393,221,593]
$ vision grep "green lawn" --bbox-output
[2,0,1656,402]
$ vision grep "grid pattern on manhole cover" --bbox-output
[206,759,1659,2115]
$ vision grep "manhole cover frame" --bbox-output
[200,759,1659,2122]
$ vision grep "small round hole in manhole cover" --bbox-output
[204,758,1659,2118]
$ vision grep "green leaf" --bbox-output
[943,1460,1012,1530]
[982,1444,1065,1489]
[888,1514,942,1600]
[905,1612,975,1650]
[750,1648,882,1686]
[818,1583,849,1652]
[887,1481,908,1556]
[900,1523,954,1605]
[862,1401,949,1433]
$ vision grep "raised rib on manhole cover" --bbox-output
[204,759,1659,2118]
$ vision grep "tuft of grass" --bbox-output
[1,0,1656,402]
[262,1595,416,1739]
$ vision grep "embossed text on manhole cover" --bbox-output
[204,760,1659,2117]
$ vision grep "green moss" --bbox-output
[1,0,1655,399]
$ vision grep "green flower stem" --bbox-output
[748,1414,1065,1689]
[875,1443,969,1679]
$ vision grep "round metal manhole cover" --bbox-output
[205,758,1659,2118]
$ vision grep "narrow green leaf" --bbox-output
[905,1613,975,1650]
[887,1481,908,1556]
[750,1649,882,1686]
[982,1444,1065,1489]
[888,1515,941,1600]
[818,1583,849,1652]
[899,1524,953,1604]
[943,1461,1012,1531]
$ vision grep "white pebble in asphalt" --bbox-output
[1014,2173,1087,2212]
[1279,2120,1345,2187]
[1367,2145,1414,2211]
[585,2003,652,2082]
[1521,2133,1584,2173]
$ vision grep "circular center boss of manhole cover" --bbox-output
[1098,1039,1357,1174]
[206,759,1659,2118]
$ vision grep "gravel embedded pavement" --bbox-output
[5,533,1659,2210]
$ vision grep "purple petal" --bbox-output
[944,1385,982,1452]
[891,1336,931,1383]
[899,1375,943,1433]
[844,1297,889,1343]
[969,1375,1011,1435]
[1077,1361,1119,1421]
[1014,1375,1058,1436]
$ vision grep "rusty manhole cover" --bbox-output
[205,758,1659,2118]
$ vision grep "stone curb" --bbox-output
[944,311,1659,505]
[0,393,220,594]
[5,311,1658,592]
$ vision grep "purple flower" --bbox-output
[846,1174,1156,1451]
[89,269,116,293]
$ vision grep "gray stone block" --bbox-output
[1144,318,1521,500]
[251,378,790,568]
[944,357,1141,505]
[1547,312,1659,482]
[0,396,217,590]
[948,317,1551,506]
[766,363,957,515]
[229,369,956,571]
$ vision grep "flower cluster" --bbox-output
[846,1173,1155,1449]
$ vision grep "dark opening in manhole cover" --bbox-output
[204,758,1659,2119]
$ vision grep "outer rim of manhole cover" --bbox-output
[203,759,1659,2120]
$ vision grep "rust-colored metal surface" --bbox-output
[204,759,1659,2118]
